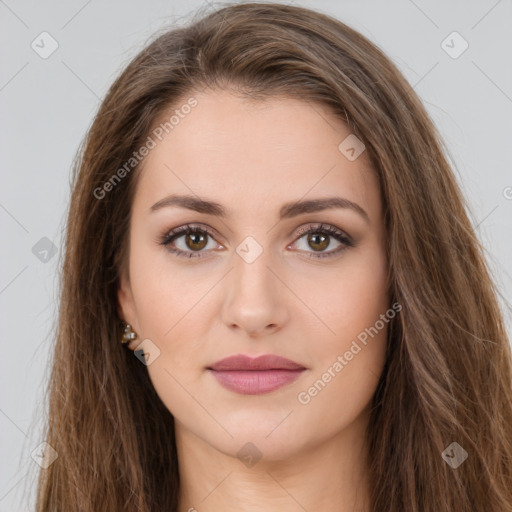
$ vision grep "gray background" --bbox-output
[1,0,511,510]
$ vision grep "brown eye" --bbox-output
[291,223,354,259]
[160,224,221,259]
[184,231,208,251]
[307,232,330,252]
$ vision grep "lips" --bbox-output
[207,354,306,395]
[208,354,305,371]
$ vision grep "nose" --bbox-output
[220,245,289,338]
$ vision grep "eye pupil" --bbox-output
[186,231,208,250]
[308,233,329,251]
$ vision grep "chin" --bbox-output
[217,431,304,466]
[212,410,309,460]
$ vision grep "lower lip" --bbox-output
[208,369,305,395]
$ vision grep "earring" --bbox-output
[121,323,138,345]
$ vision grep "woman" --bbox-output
[35,2,512,511]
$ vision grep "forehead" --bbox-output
[134,90,380,221]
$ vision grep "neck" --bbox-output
[175,408,371,512]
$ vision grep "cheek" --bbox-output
[293,247,389,413]
[129,260,210,417]
[296,246,389,355]
[128,245,218,390]
[129,242,207,337]
[295,259,389,428]
[294,330,386,444]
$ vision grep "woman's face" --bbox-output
[118,89,390,462]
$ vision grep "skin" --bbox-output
[118,88,390,512]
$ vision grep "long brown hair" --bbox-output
[33,2,512,510]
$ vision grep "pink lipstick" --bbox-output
[207,354,306,395]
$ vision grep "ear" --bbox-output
[117,269,140,350]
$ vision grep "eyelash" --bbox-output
[158,222,354,260]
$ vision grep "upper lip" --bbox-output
[208,354,305,371]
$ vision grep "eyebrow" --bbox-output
[150,194,370,224]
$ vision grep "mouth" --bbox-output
[206,354,306,395]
